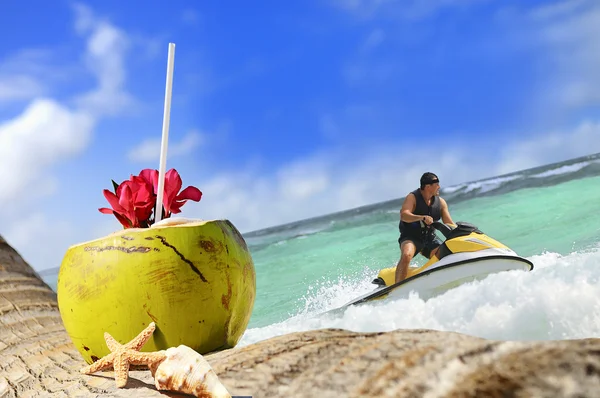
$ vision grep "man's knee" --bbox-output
[400,242,417,260]
[401,251,414,262]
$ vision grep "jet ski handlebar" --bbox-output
[430,221,483,239]
[430,221,453,238]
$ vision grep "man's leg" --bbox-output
[395,240,417,284]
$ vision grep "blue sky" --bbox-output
[1,0,600,272]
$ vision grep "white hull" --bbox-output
[333,249,533,311]
[388,253,531,301]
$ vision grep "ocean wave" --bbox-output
[471,175,523,193]
[531,160,599,179]
[238,248,600,346]
[441,154,600,203]
[443,175,522,196]
[246,223,333,252]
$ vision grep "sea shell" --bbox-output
[150,345,231,398]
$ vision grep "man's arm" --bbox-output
[400,194,426,223]
[440,198,455,225]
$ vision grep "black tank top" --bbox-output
[399,188,441,238]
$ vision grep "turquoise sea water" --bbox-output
[40,153,600,345]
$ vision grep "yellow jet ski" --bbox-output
[329,222,533,312]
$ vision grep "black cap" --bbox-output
[420,172,439,186]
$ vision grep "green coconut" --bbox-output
[57,218,255,364]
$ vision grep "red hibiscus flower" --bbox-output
[99,168,202,229]
[98,180,150,228]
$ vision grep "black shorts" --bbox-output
[398,235,443,258]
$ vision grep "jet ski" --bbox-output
[327,221,533,314]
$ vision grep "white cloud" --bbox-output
[189,144,488,233]
[495,120,600,175]
[529,0,589,20]
[0,99,94,209]
[73,4,134,116]
[0,4,134,211]
[188,117,600,234]
[332,0,489,21]
[0,4,147,273]
[494,0,600,113]
[529,0,600,109]
[0,75,45,103]
[277,160,331,200]
[0,4,154,275]
[342,28,392,86]
[3,212,77,272]
[2,204,125,273]
[73,2,95,34]
[0,49,57,76]
[0,49,59,103]
[182,9,201,25]
[128,130,204,163]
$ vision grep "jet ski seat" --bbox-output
[433,222,485,261]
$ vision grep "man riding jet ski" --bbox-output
[324,221,534,314]
[330,222,533,312]
[322,173,534,314]
[390,172,532,289]
[373,221,534,288]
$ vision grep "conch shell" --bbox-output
[150,345,231,398]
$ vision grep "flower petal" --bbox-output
[169,187,202,214]
[139,169,159,194]
[114,211,133,228]
[130,176,154,204]
[102,189,124,212]
[162,169,183,215]
[98,208,131,228]
[117,183,137,224]
[175,186,202,202]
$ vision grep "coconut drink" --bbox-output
[57,167,256,364]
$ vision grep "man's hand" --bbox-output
[423,216,433,225]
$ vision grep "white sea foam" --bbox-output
[441,184,466,194]
[531,160,596,179]
[462,175,522,194]
[293,225,332,238]
[442,174,522,195]
[238,248,600,346]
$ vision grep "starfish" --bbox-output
[80,322,167,388]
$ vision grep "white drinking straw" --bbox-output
[155,43,176,223]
